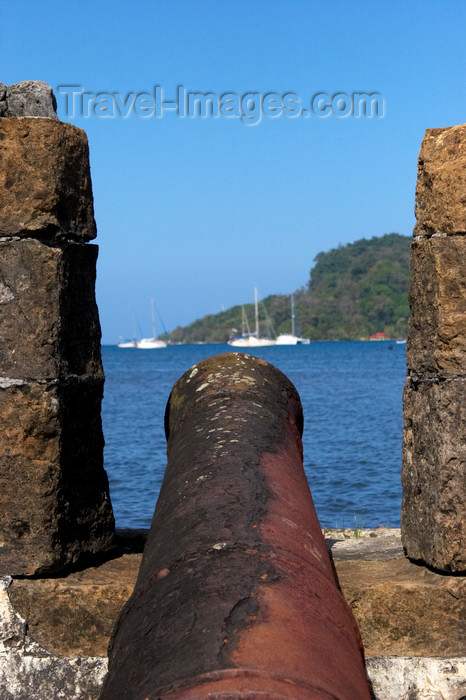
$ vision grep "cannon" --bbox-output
[101,352,371,699]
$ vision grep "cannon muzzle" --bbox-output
[101,352,371,699]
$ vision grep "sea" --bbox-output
[101,342,407,531]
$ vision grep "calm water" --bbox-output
[102,342,406,530]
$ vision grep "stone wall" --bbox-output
[401,124,466,573]
[2,530,465,700]
[0,90,115,576]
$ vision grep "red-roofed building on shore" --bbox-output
[369,331,390,341]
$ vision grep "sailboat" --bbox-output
[117,312,138,348]
[117,338,137,348]
[137,298,167,349]
[275,294,310,345]
[228,287,275,348]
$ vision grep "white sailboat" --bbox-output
[137,298,167,349]
[117,312,138,348]
[275,294,310,345]
[228,287,275,348]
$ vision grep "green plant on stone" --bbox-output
[353,512,365,538]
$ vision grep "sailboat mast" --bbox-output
[151,297,156,339]
[254,286,259,338]
[291,293,296,337]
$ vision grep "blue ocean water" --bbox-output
[101,342,406,530]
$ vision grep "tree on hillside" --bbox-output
[165,233,411,343]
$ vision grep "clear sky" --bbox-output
[1,1,465,343]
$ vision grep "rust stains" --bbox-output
[101,353,371,700]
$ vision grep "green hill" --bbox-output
[166,233,411,343]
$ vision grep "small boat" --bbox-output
[137,337,167,349]
[396,339,407,345]
[137,298,167,349]
[275,294,310,345]
[117,312,138,348]
[228,287,275,348]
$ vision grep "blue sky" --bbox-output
[1,1,465,343]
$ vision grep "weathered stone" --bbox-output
[0,83,6,116]
[2,531,465,699]
[414,123,466,236]
[9,554,138,658]
[336,555,465,657]
[406,235,466,378]
[0,239,103,379]
[366,657,466,700]
[0,576,107,700]
[0,378,114,576]
[401,377,466,572]
[3,81,58,119]
[0,117,96,240]
[325,527,405,562]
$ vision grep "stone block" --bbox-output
[3,532,465,700]
[336,555,465,657]
[0,239,103,379]
[0,83,6,116]
[0,377,114,576]
[0,577,108,700]
[1,81,58,119]
[0,117,96,240]
[414,123,466,236]
[401,377,466,572]
[406,235,466,377]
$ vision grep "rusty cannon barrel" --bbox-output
[101,353,371,700]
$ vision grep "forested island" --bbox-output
[166,233,411,343]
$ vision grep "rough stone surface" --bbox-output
[0,576,107,700]
[1,530,465,699]
[406,235,466,378]
[366,657,466,700]
[0,239,103,379]
[414,123,466,236]
[0,117,96,240]
[401,377,466,573]
[0,82,6,116]
[0,378,114,575]
[9,554,138,657]
[402,122,466,576]
[336,555,465,657]
[2,80,58,119]
[325,527,405,562]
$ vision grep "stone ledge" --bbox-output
[0,576,107,700]
[1,529,465,700]
[366,657,466,700]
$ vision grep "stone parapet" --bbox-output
[414,123,466,237]
[0,377,114,575]
[0,107,114,576]
[406,234,466,378]
[0,117,96,241]
[402,123,466,573]
[0,238,103,379]
[1,530,464,700]
[401,377,465,572]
